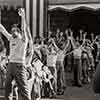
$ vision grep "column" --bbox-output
[24,0,30,26]
[39,0,48,38]
[39,0,44,38]
[31,0,37,39]
[43,0,48,37]
[0,8,1,24]
[48,13,50,33]
[36,0,40,37]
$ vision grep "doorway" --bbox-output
[48,7,100,38]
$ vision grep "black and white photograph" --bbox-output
[0,0,100,100]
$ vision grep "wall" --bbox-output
[0,0,23,7]
[48,0,100,5]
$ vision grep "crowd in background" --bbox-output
[29,28,100,98]
[0,26,100,100]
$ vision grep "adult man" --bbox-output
[73,40,83,87]
[72,33,87,87]
[0,8,31,100]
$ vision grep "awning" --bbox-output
[48,3,100,11]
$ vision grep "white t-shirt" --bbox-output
[0,26,28,63]
[47,44,57,67]
[73,47,82,58]
[9,37,28,64]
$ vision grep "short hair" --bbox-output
[11,24,21,33]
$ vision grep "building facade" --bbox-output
[0,0,100,39]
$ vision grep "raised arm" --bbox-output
[79,32,87,49]
[18,8,28,42]
[0,24,11,40]
[69,31,76,49]
[25,27,34,65]
[19,8,34,64]
[52,39,59,51]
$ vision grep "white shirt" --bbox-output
[9,37,28,64]
[47,45,57,67]
[73,47,82,58]
[0,24,28,64]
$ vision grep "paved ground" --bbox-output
[1,84,100,100]
[41,84,100,100]
[64,84,100,100]
[64,72,100,100]
[0,72,100,100]
[41,72,100,100]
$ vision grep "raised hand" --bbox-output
[70,31,73,37]
[18,8,25,17]
[65,29,69,36]
[83,32,87,39]
[95,36,98,40]
[79,29,83,34]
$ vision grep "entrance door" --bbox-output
[48,7,100,39]
[69,8,100,37]
[48,8,70,32]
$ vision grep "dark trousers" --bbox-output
[5,62,31,100]
[93,62,100,93]
[56,60,65,91]
[73,58,82,85]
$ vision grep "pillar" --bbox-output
[0,8,1,24]
[24,0,48,39]
[39,0,48,38]
[39,0,44,38]
[36,0,40,37]
[31,0,37,39]
[43,0,48,37]
[24,0,30,26]
[48,13,50,33]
